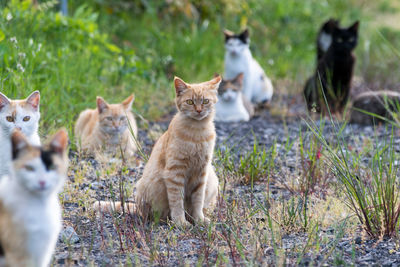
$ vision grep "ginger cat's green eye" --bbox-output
[203,99,210,104]
[106,117,113,121]
[23,116,30,122]
[120,116,126,121]
[6,116,13,122]
[186,99,194,105]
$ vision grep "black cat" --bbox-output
[304,20,359,114]
[317,18,339,61]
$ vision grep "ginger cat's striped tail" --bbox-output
[93,200,136,215]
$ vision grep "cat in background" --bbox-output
[304,20,359,114]
[75,94,138,158]
[0,91,40,177]
[96,76,221,227]
[224,28,273,104]
[317,18,339,61]
[215,73,254,122]
[0,129,68,267]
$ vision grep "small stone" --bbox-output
[59,226,80,244]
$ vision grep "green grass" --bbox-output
[1,0,400,139]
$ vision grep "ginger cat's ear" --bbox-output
[96,97,109,113]
[208,75,222,90]
[174,77,188,96]
[26,91,40,111]
[11,129,30,159]
[0,92,10,111]
[122,94,135,110]
[49,129,69,155]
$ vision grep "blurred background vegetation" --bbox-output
[0,0,400,136]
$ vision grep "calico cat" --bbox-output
[75,95,138,158]
[0,91,40,177]
[0,129,68,267]
[215,73,254,122]
[317,19,339,61]
[304,21,359,113]
[96,76,221,226]
[224,29,273,104]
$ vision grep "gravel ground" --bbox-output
[54,94,400,266]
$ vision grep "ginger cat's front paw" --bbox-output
[171,215,191,228]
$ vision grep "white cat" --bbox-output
[0,91,40,177]
[223,29,273,104]
[215,73,254,122]
[0,129,68,267]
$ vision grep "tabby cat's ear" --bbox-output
[26,91,40,111]
[349,21,359,33]
[0,92,10,111]
[233,73,244,86]
[174,77,188,96]
[208,75,222,91]
[223,29,234,42]
[122,94,135,110]
[11,129,30,160]
[49,129,69,155]
[96,97,109,113]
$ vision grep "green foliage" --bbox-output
[0,0,171,137]
[307,119,400,238]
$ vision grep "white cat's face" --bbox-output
[0,91,40,138]
[221,89,240,102]
[225,38,248,56]
[11,129,68,196]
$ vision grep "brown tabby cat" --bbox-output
[75,95,137,157]
[95,76,221,226]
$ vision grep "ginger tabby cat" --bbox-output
[75,95,137,158]
[96,76,221,226]
[135,75,221,226]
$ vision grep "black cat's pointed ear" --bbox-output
[323,18,339,32]
[223,29,234,42]
[349,21,359,33]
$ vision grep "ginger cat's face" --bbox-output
[11,129,68,195]
[0,91,40,138]
[96,95,134,135]
[174,76,221,121]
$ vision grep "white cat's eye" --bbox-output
[23,116,30,122]
[203,99,210,104]
[25,165,34,171]
[6,116,13,122]
[186,99,194,105]
[48,164,56,170]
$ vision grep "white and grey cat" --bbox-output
[224,29,273,104]
[0,91,40,177]
[0,129,68,267]
[215,73,254,122]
